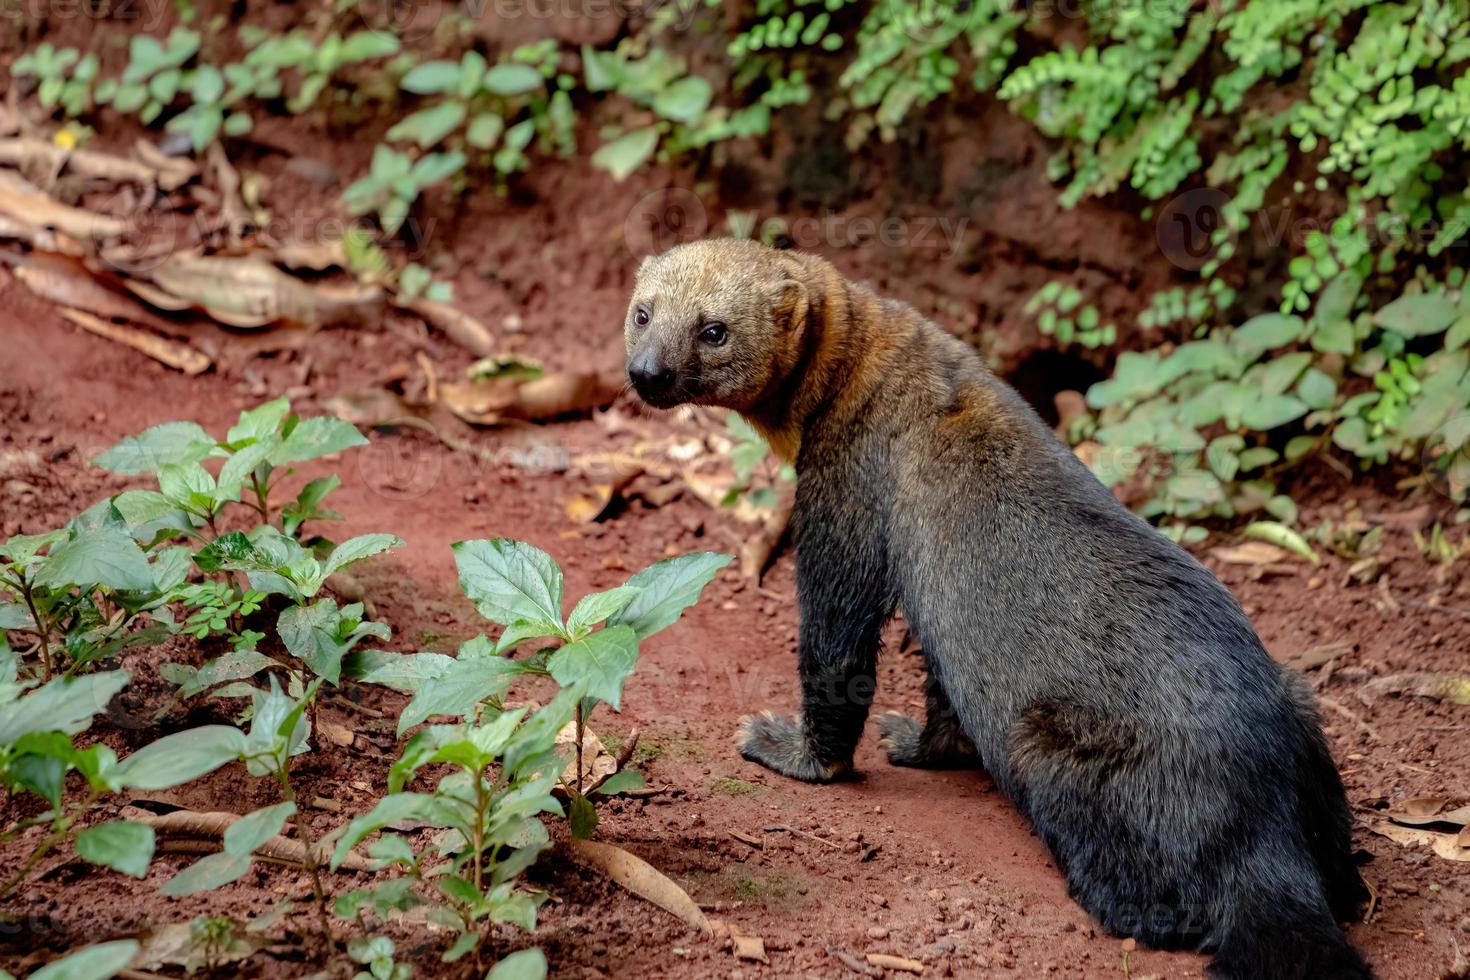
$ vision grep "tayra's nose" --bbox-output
[628,354,676,396]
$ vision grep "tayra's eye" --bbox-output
[699,322,728,346]
[634,307,651,327]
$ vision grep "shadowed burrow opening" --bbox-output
[1004,348,1108,428]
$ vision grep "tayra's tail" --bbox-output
[1209,898,1372,980]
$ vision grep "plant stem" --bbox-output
[278,768,333,952]
[0,791,96,901]
[575,702,585,795]
[18,580,51,681]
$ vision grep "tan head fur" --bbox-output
[623,239,811,413]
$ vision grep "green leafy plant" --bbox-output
[329,540,728,968]
[0,664,245,901]
[723,413,796,510]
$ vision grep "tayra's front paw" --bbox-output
[876,711,926,766]
[735,711,850,783]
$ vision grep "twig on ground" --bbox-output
[764,824,842,849]
[828,946,883,976]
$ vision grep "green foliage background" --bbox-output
[13,0,1470,536]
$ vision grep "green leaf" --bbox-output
[115,725,246,790]
[592,769,645,796]
[483,63,543,95]
[1311,318,1354,354]
[38,526,172,592]
[453,539,564,633]
[0,671,130,743]
[1375,292,1459,337]
[409,151,465,186]
[653,76,712,124]
[467,112,504,149]
[341,649,454,693]
[607,552,731,640]
[29,940,141,980]
[1240,395,1308,431]
[565,586,641,639]
[160,850,254,896]
[331,793,452,868]
[224,801,297,856]
[1296,368,1337,410]
[568,791,598,839]
[75,820,155,878]
[387,101,466,148]
[486,948,548,980]
[269,416,367,465]
[324,534,402,578]
[216,438,279,503]
[278,600,350,684]
[590,127,659,182]
[396,653,520,735]
[94,421,215,474]
[176,648,278,699]
[546,625,638,710]
[1232,313,1304,356]
[401,60,461,94]
[339,31,400,62]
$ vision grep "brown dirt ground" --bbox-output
[2,7,1470,978]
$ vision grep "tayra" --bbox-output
[623,238,1370,979]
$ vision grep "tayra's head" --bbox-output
[624,238,809,410]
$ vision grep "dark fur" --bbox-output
[625,240,1371,979]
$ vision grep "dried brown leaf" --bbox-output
[1358,673,1470,707]
[0,169,125,239]
[733,932,768,964]
[1212,541,1290,565]
[60,309,211,375]
[565,839,712,933]
[142,254,319,327]
[1369,821,1470,862]
[866,952,925,974]
[406,296,496,356]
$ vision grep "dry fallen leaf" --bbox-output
[0,138,195,190]
[1370,821,1470,862]
[60,309,211,375]
[555,719,617,789]
[1212,541,1290,565]
[406,295,496,356]
[866,952,925,974]
[11,252,160,324]
[121,806,373,871]
[1385,800,1470,828]
[317,719,356,748]
[271,238,348,271]
[1358,673,1470,707]
[732,931,769,964]
[439,371,622,426]
[565,462,646,524]
[0,169,126,240]
[1283,641,1353,672]
[565,839,712,933]
[134,253,320,327]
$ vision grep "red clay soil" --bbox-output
[2,229,1470,979]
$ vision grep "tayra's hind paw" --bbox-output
[877,711,980,770]
[877,712,926,766]
[736,711,850,783]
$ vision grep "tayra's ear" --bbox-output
[771,276,808,332]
